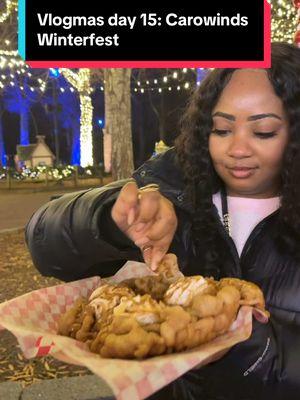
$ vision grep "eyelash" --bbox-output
[211,129,277,139]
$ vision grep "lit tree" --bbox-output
[271,0,298,43]
[0,0,17,164]
[57,85,80,165]
[60,68,93,167]
[3,77,40,144]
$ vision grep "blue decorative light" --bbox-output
[0,143,6,167]
[97,118,104,127]
[3,86,36,145]
[196,68,208,86]
[49,68,60,78]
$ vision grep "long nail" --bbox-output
[127,208,135,226]
[151,263,158,271]
[150,260,159,271]
[150,253,163,271]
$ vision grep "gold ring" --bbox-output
[138,184,159,200]
[142,245,152,252]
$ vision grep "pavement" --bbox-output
[0,187,118,399]
[0,375,115,400]
[0,188,84,231]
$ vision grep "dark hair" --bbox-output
[175,42,300,274]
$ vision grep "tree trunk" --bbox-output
[104,69,134,180]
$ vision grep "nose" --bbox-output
[227,133,252,159]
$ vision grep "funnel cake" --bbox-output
[57,254,269,359]
[120,253,184,300]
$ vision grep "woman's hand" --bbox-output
[111,181,178,270]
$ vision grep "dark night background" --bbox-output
[25,1,264,61]
[1,68,195,169]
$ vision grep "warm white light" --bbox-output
[61,68,94,166]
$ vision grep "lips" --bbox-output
[227,166,257,179]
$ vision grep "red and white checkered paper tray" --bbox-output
[0,261,269,400]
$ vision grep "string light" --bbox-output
[132,68,202,91]
[0,0,17,24]
[79,93,93,167]
[271,0,298,43]
[0,165,100,181]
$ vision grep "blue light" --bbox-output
[0,139,6,167]
[97,118,104,127]
[71,127,80,165]
[49,68,60,78]
[196,68,208,85]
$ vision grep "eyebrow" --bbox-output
[212,112,282,121]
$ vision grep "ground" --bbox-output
[0,176,112,230]
[0,229,92,387]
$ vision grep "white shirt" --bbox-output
[212,191,280,257]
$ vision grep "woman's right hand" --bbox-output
[111,181,178,270]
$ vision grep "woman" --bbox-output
[26,42,300,399]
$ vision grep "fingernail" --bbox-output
[150,261,158,271]
[127,208,135,226]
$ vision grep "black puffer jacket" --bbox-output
[26,149,300,400]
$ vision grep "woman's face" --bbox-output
[208,69,289,198]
